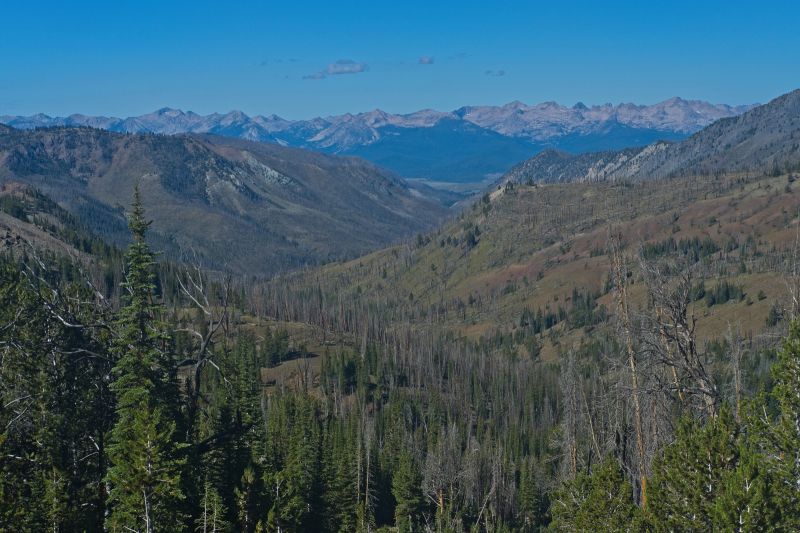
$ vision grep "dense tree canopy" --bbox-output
[0,188,798,532]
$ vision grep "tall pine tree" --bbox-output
[549,456,642,532]
[106,187,186,532]
[392,450,425,533]
[756,316,800,529]
[647,406,740,531]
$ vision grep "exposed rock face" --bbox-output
[502,90,800,184]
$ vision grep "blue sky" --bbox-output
[1,0,798,118]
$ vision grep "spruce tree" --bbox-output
[281,395,322,529]
[759,316,800,528]
[195,478,229,533]
[549,456,641,532]
[392,450,424,533]
[234,465,261,532]
[0,256,114,531]
[322,421,358,533]
[105,188,186,532]
[648,406,740,531]
[518,460,547,532]
[711,433,778,530]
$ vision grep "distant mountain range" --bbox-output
[0,126,448,274]
[0,90,794,278]
[1,98,753,185]
[501,89,799,184]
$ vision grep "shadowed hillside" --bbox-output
[0,126,450,274]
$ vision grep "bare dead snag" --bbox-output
[610,232,647,509]
[640,259,718,418]
[176,264,233,399]
[657,306,685,404]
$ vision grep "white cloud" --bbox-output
[326,59,368,75]
[418,55,435,65]
[305,59,369,79]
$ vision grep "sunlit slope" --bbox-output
[289,171,798,356]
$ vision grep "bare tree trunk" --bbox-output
[656,307,685,404]
[143,488,152,533]
[728,324,743,422]
[581,387,602,463]
[559,350,579,479]
[611,235,647,509]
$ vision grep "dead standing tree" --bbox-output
[609,233,648,509]
[785,214,800,320]
[175,264,233,401]
[638,255,719,419]
[555,348,581,484]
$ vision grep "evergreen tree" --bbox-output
[548,457,642,532]
[262,394,322,531]
[0,257,114,531]
[756,316,800,529]
[647,406,740,531]
[235,465,262,532]
[322,421,358,533]
[392,450,425,533]
[711,431,779,531]
[281,396,322,529]
[196,478,229,533]
[518,460,547,532]
[105,188,186,532]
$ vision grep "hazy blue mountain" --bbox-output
[341,119,543,183]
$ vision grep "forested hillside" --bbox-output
[2,159,799,530]
[0,126,449,275]
[5,1,799,531]
[1,89,799,533]
[240,168,800,530]
[276,170,798,352]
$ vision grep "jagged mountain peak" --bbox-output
[221,109,248,119]
[502,88,800,184]
[1,95,758,184]
[502,100,529,110]
[153,106,184,116]
[2,96,750,143]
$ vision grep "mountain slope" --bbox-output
[0,126,449,275]
[276,170,799,359]
[504,89,800,183]
[2,97,751,185]
[261,92,800,356]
